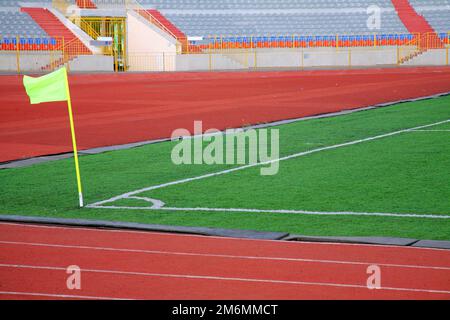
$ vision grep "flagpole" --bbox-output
[63,68,84,207]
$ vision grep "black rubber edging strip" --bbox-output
[283,235,419,247]
[1,214,450,249]
[0,215,288,241]
[1,91,449,170]
[411,240,450,250]
[284,236,450,250]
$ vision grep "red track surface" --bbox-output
[0,222,449,300]
[1,67,450,163]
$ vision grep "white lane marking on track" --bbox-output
[1,263,450,295]
[1,240,449,270]
[1,221,449,252]
[85,119,450,219]
[0,291,130,300]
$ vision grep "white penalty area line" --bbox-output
[1,263,450,295]
[87,119,450,220]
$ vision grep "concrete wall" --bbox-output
[126,11,180,71]
[171,47,403,71]
[350,47,398,66]
[2,47,446,73]
[126,10,178,58]
[0,52,113,73]
[69,55,114,72]
[0,52,62,72]
[127,52,176,72]
[404,48,449,66]
[176,53,244,71]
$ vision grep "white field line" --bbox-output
[1,240,449,270]
[411,129,450,132]
[1,263,450,295]
[91,204,450,219]
[86,119,450,219]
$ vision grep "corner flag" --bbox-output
[23,67,84,207]
[23,67,68,104]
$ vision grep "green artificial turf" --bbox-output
[141,129,450,214]
[1,96,449,240]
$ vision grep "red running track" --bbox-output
[1,67,450,163]
[0,222,449,300]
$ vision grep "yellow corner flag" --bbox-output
[23,67,68,104]
[23,67,84,208]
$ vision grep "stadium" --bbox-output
[0,0,449,302]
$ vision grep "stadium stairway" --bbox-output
[20,7,91,70]
[391,0,436,34]
[391,0,444,63]
[147,9,185,39]
[142,9,190,52]
[76,0,97,9]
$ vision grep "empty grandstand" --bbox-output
[158,0,408,37]
[410,0,450,34]
[0,10,48,37]
[0,0,448,72]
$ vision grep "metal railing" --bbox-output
[70,16,127,69]
[77,19,101,40]
[52,0,187,52]
[127,52,176,72]
[130,46,450,72]
[2,30,449,73]
[51,0,450,55]
[0,35,93,73]
[397,31,449,64]
[75,0,97,8]
[185,32,450,54]
[85,0,128,9]
[3,43,449,74]
[125,48,378,72]
[52,0,128,11]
